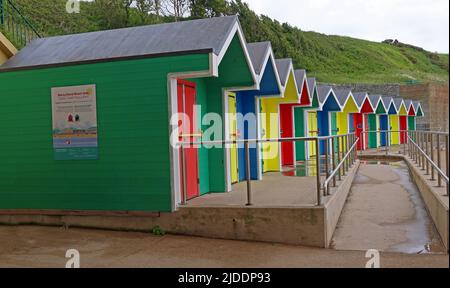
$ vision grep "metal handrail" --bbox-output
[408,135,449,184]
[179,133,358,207]
[323,137,360,196]
[0,0,41,47]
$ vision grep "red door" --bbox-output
[363,114,369,150]
[177,80,199,201]
[400,116,408,144]
[353,113,363,151]
[280,104,294,166]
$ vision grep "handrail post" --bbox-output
[180,145,187,206]
[345,135,349,173]
[331,137,336,188]
[315,138,322,206]
[437,134,441,187]
[446,135,449,196]
[403,130,407,155]
[426,133,430,175]
[421,132,425,171]
[385,131,389,156]
[337,136,342,181]
[245,140,252,206]
[324,138,329,196]
[430,133,435,181]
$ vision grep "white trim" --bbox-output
[167,53,216,212]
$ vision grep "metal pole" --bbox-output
[385,131,389,156]
[403,130,407,155]
[346,135,350,173]
[437,134,441,187]
[324,139,329,193]
[426,133,430,175]
[331,137,336,188]
[180,145,187,206]
[337,136,342,181]
[245,141,252,206]
[430,133,435,181]
[446,135,449,196]
[421,132,425,171]
[315,138,322,206]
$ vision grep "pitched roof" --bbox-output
[246,41,271,76]
[307,78,316,96]
[1,16,240,71]
[333,87,353,106]
[275,58,292,87]
[368,95,382,108]
[404,99,413,111]
[381,96,394,110]
[353,92,369,107]
[393,98,405,110]
[294,69,306,93]
[317,85,334,104]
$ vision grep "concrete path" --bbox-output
[331,161,446,254]
[0,226,448,268]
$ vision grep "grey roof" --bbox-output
[294,69,306,93]
[393,98,404,110]
[381,96,393,109]
[1,16,239,71]
[353,92,368,107]
[404,99,413,111]
[307,78,316,97]
[368,95,382,108]
[413,101,424,115]
[275,59,292,87]
[333,87,353,106]
[247,42,271,76]
[317,85,334,104]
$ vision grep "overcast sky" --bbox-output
[244,0,449,53]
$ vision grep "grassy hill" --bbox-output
[3,0,449,84]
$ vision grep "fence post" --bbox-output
[385,131,389,156]
[430,133,435,181]
[446,135,449,196]
[245,141,252,206]
[337,136,342,181]
[437,134,441,187]
[331,137,336,188]
[426,134,430,175]
[315,138,322,206]
[180,145,187,206]
[324,138,329,196]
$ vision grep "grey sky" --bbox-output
[244,0,449,53]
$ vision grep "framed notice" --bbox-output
[51,85,98,160]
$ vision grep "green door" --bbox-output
[368,114,377,149]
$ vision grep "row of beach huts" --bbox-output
[0,16,424,213]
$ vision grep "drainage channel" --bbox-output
[331,160,446,254]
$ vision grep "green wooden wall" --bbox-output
[294,90,319,161]
[368,114,378,148]
[0,53,210,212]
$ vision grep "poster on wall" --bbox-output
[51,85,98,160]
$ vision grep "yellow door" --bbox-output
[390,115,400,145]
[228,94,238,183]
[308,111,318,157]
[260,99,280,172]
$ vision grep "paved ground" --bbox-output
[0,226,447,268]
[332,162,446,254]
[188,163,351,207]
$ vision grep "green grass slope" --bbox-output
[3,0,448,84]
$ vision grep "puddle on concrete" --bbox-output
[332,161,446,255]
[281,159,330,177]
[387,161,445,254]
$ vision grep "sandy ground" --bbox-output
[0,226,447,268]
[331,162,445,254]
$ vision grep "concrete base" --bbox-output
[0,162,361,248]
[360,153,449,253]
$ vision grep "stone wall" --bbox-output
[400,83,449,132]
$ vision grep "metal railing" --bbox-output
[0,0,41,48]
[408,130,449,195]
[360,129,449,196]
[179,133,359,207]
